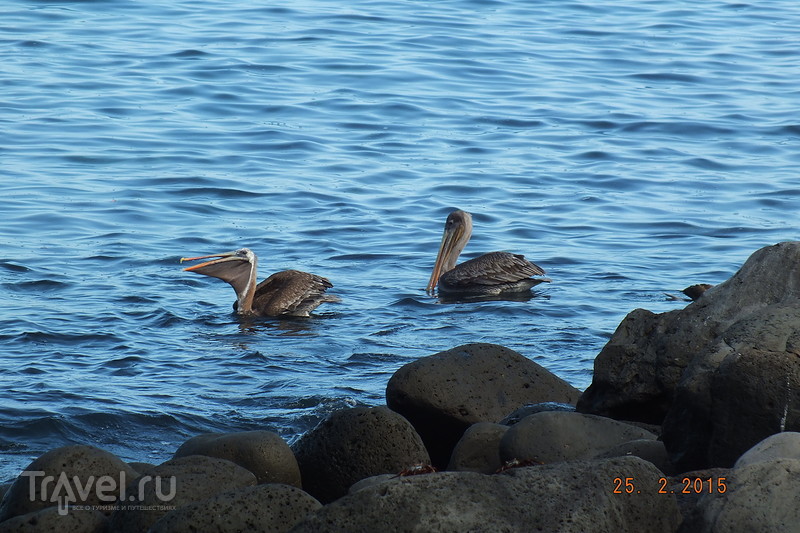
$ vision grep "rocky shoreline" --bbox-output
[2,242,800,532]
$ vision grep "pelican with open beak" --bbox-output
[181,248,338,317]
[426,210,549,296]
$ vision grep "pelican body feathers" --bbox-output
[181,248,338,317]
[427,210,548,296]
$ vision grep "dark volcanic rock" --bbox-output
[174,430,301,486]
[289,456,680,533]
[499,411,656,465]
[446,422,509,474]
[149,483,321,533]
[0,445,137,522]
[577,242,800,471]
[291,405,429,504]
[107,455,256,533]
[499,401,576,425]
[597,439,674,475]
[734,432,800,468]
[578,242,800,426]
[679,459,800,533]
[576,306,693,423]
[663,324,800,471]
[0,507,107,533]
[386,343,580,467]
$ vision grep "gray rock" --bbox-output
[446,422,508,474]
[0,507,106,533]
[499,401,576,425]
[665,467,730,525]
[126,462,155,475]
[106,455,256,533]
[500,411,656,464]
[347,474,396,494]
[734,432,800,469]
[0,445,137,522]
[289,456,680,533]
[597,438,674,475]
[386,343,580,467]
[663,342,800,471]
[679,459,800,533]
[292,405,429,503]
[174,430,301,486]
[149,483,321,533]
[578,242,800,426]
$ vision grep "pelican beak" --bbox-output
[180,251,238,272]
[426,223,465,293]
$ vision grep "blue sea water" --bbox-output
[1,0,799,482]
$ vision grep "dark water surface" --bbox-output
[2,0,799,480]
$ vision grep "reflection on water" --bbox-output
[435,288,551,306]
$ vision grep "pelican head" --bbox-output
[427,210,473,292]
[181,247,258,313]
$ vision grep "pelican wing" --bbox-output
[442,251,545,288]
[252,269,338,317]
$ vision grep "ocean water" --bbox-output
[1,0,799,482]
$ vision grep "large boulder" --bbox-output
[0,507,106,533]
[499,411,657,465]
[0,445,137,522]
[149,483,320,533]
[386,343,580,467]
[174,430,301,486]
[734,432,800,469]
[663,343,800,471]
[578,242,800,425]
[289,456,680,533]
[679,458,800,533]
[107,455,256,533]
[291,406,429,504]
[446,422,509,474]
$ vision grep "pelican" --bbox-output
[181,248,338,317]
[426,210,549,296]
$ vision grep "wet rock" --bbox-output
[149,483,320,533]
[679,459,800,533]
[107,455,256,533]
[292,405,429,504]
[0,507,106,533]
[578,242,800,426]
[290,456,680,533]
[174,430,301,486]
[499,401,575,425]
[734,432,800,469]
[500,411,656,465]
[0,445,137,522]
[386,343,580,467]
[446,422,508,474]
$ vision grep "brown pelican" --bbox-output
[181,248,338,317]
[426,210,549,296]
